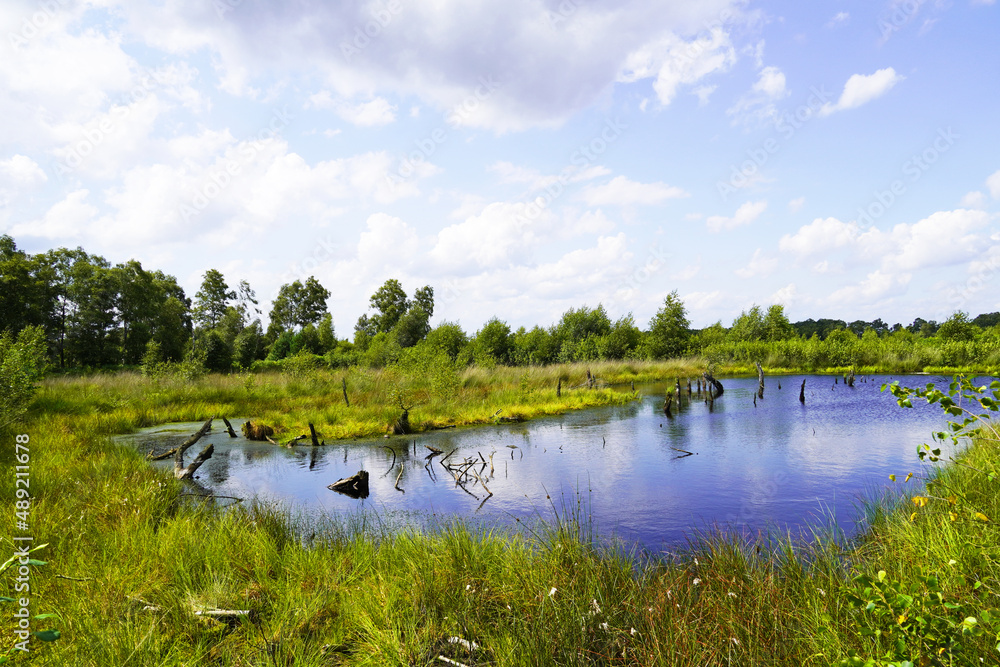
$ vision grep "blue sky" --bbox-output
[1,0,998,335]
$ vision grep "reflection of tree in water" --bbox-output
[206,448,231,485]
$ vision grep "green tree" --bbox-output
[193,269,235,330]
[317,313,336,353]
[647,291,690,359]
[556,305,612,344]
[270,277,331,331]
[201,330,232,372]
[424,321,468,362]
[762,304,795,342]
[729,305,765,342]
[233,320,264,369]
[937,311,979,342]
[475,317,512,365]
[369,279,409,333]
[600,314,641,360]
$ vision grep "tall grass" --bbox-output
[3,370,999,664]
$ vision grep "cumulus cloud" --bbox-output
[735,248,778,278]
[309,93,397,126]
[727,65,788,125]
[819,68,904,116]
[706,200,767,232]
[779,217,861,255]
[987,169,1000,199]
[0,155,47,186]
[579,176,688,207]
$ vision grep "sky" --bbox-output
[1,0,999,336]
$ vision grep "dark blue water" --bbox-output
[120,374,975,553]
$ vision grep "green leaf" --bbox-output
[33,613,59,620]
[0,596,15,603]
[32,629,60,642]
[24,559,47,567]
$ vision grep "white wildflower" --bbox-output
[728,591,737,598]
[692,578,701,586]
[548,587,557,598]
[590,599,601,614]
[600,622,609,631]
[630,628,638,636]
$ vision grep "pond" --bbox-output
[119,374,973,555]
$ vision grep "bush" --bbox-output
[0,325,48,427]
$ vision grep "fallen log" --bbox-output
[174,418,214,479]
[222,417,238,438]
[327,470,370,499]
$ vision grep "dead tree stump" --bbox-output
[327,470,369,498]
[242,421,274,441]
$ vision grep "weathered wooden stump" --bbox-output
[328,470,370,499]
[242,421,274,441]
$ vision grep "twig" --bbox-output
[382,447,397,477]
[55,574,93,581]
[438,657,471,667]
[395,464,405,493]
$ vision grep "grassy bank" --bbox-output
[2,372,999,665]
[34,360,709,442]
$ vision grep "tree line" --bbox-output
[2,235,998,374]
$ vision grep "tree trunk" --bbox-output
[755,362,765,400]
[174,418,214,479]
[328,470,369,498]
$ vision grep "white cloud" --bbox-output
[428,201,548,274]
[987,169,1000,199]
[819,68,904,116]
[787,196,805,213]
[617,27,738,107]
[780,210,991,275]
[960,191,985,209]
[735,248,778,278]
[728,65,788,125]
[580,176,687,207]
[770,283,799,306]
[778,217,860,255]
[0,155,47,186]
[752,66,786,98]
[10,189,96,240]
[827,12,850,27]
[706,200,767,232]
[309,94,397,127]
[827,269,912,305]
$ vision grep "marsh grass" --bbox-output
[3,367,1000,664]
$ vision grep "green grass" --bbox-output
[3,369,1000,665]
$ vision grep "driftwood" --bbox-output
[799,378,806,404]
[174,418,214,480]
[222,417,238,438]
[242,421,274,441]
[702,371,724,399]
[327,470,369,498]
[755,362,765,400]
[309,423,321,446]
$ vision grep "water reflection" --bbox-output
[117,375,977,553]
